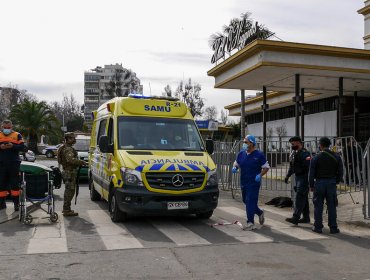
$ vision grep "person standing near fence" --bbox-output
[309,137,343,234]
[232,135,270,230]
[284,136,311,225]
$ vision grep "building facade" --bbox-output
[84,64,143,126]
[208,1,370,147]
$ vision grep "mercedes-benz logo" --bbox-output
[172,174,184,187]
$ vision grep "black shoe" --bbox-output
[285,217,299,225]
[298,218,310,223]
[330,228,340,234]
[0,199,6,210]
[312,227,323,234]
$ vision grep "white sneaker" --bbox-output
[259,211,265,225]
[243,222,256,230]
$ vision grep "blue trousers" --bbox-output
[241,183,263,224]
[293,175,310,220]
[313,178,338,230]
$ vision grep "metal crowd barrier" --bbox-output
[363,139,370,219]
[212,136,366,205]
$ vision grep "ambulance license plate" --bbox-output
[167,201,188,210]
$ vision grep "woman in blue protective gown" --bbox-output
[232,135,270,230]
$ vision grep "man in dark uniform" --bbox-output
[309,137,343,234]
[0,120,25,211]
[58,132,86,217]
[284,136,311,225]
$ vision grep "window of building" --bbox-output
[246,97,337,124]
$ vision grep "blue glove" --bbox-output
[232,167,238,174]
[255,174,262,183]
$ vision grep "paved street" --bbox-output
[0,160,370,279]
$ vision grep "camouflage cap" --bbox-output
[64,132,76,139]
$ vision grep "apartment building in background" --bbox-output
[83,63,143,127]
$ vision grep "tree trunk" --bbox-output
[28,133,39,155]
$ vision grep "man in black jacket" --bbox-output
[284,136,311,225]
[309,137,343,234]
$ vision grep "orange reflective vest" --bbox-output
[0,131,24,162]
[0,131,24,145]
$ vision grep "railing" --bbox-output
[363,138,370,219]
[212,136,367,206]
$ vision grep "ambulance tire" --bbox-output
[196,210,213,219]
[89,179,101,201]
[109,191,127,223]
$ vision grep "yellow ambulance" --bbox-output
[89,95,219,222]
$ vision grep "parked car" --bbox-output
[74,135,90,181]
[19,149,36,162]
[42,144,63,158]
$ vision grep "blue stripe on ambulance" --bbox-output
[149,164,164,171]
[177,164,188,171]
[135,165,144,172]
[166,164,176,171]
[187,164,201,171]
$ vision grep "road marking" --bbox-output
[27,211,68,254]
[209,217,273,243]
[87,210,143,250]
[263,205,291,218]
[218,206,328,240]
[151,220,211,246]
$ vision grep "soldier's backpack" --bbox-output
[50,166,62,189]
[57,144,66,166]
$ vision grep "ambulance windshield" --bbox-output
[118,116,205,151]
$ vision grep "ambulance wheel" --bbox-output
[89,179,101,201]
[24,215,33,225]
[109,192,127,223]
[50,212,59,223]
[196,210,213,219]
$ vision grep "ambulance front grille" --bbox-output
[145,172,205,191]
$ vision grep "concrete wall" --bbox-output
[246,110,337,137]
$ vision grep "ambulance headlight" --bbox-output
[120,168,143,186]
[206,169,218,186]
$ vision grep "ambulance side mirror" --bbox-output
[98,135,113,153]
[205,139,214,155]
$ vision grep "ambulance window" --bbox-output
[97,119,107,143]
[107,118,114,145]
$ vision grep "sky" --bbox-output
[0,0,365,120]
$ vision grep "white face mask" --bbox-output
[2,128,12,135]
[242,143,249,151]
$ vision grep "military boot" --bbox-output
[13,197,19,212]
[0,198,6,210]
[63,209,78,217]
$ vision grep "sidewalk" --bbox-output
[226,188,370,229]
[0,201,19,224]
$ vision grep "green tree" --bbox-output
[162,84,173,97]
[175,78,204,117]
[9,99,62,153]
[49,94,84,131]
[203,106,218,120]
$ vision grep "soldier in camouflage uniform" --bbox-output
[58,132,86,217]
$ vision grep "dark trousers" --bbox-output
[293,175,310,220]
[241,183,263,224]
[313,178,338,230]
[0,161,20,198]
